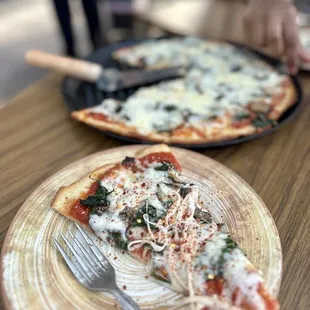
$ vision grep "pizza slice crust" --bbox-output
[72,108,261,144]
[268,79,297,120]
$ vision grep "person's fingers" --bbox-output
[251,18,264,47]
[243,12,264,47]
[283,6,299,74]
[265,14,283,57]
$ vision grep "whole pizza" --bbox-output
[51,144,279,309]
[72,37,297,144]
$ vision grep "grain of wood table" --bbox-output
[1,73,310,309]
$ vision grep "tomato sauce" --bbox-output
[138,152,182,171]
[69,152,181,223]
[230,283,278,310]
[87,112,127,126]
[205,278,224,295]
[69,203,89,225]
[232,118,252,128]
[68,181,99,224]
[87,112,109,121]
[257,283,279,310]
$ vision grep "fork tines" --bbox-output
[53,223,112,286]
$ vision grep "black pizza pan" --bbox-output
[61,38,303,150]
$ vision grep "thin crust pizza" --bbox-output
[51,144,279,310]
[72,37,296,145]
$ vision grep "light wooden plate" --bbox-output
[1,145,282,310]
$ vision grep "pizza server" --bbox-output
[25,50,185,92]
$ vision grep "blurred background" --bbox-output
[1,0,310,106]
[0,0,135,105]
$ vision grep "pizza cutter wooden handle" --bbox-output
[25,50,103,82]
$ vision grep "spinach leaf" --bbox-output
[131,203,167,227]
[121,156,135,165]
[80,181,113,210]
[164,199,173,209]
[115,105,123,113]
[215,94,224,101]
[153,124,172,133]
[122,115,131,121]
[252,112,276,128]
[155,162,171,171]
[235,113,250,121]
[163,104,177,112]
[131,204,158,227]
[231,65,242,72]
[179,187,191,198]
[110,232,128,250]
[254,73,268,81]
[217,237,238,276]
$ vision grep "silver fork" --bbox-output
[53,223,140,310]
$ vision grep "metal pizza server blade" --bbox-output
[96,67,186,92]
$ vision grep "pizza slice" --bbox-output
[51,144,279,310]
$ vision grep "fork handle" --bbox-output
[112,288,140,310]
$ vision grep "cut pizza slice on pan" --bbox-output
[71,37,297,145]
[51,144,279,310]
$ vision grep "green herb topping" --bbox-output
[252,112,276,128]
[110,232,128,250]
[131,202,168,227]
[121,156,135,165]
[179,187,191,198]
[155,162,172,171]
[80,181,113,214]
[235,113,250,121]
[217,237,238,276]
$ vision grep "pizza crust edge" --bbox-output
[72,109,259,144]
[268,79,297,120]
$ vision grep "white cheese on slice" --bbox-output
[89,162,173,237]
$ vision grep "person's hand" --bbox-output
[243,0,310,74]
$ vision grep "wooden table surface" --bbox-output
[1,73,310,309]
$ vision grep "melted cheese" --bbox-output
[223,249,265,309]
[89,161,171,239]
[91,37,287,135]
